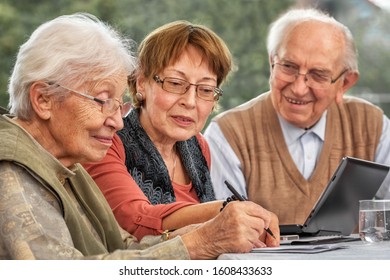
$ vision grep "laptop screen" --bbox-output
[280,157,390,236]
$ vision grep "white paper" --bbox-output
[251,244,349,254]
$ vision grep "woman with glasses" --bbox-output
[0,13,279,260]
[204,8,390,226]
[83,20,279,245]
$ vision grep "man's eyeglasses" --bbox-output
[153,75,223,101]
[272,63,348,89]
[52,83,131,117]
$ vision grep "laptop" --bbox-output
[280,156,390,237]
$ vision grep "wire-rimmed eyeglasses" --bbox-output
[51,83,131,118]
[153,75,223,101]
[272,63,348,89]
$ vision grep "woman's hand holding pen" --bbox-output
[223,180,280,247]
[181,201,279,259]
[227,201,280,248]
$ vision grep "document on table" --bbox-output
[251,243,349,254]
[280,234,360,245]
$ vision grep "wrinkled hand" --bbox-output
[181,201,279,259]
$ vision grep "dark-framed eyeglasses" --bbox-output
[272,62,348,89]
[51,83,131,118]
[153,75,223,101]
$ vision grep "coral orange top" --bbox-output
[83,133,211,240]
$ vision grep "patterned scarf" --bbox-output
[117,109,215,204]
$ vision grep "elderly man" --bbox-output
[204,8,390,225]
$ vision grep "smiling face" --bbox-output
[34,71,129,167]
[137,45,216,146]
[270,21,349,129]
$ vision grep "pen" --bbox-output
[224,180,276,239]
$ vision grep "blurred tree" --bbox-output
[0,2,23,107]
[115,0,295,112]
[0,0,294,113]
[0,0,112,109]
[1,0,388,118]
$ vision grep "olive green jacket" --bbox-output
[0,115,189,259]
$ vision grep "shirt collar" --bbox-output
[278,111,327,145]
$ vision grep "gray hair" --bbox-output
[266,8,358,72]
[8,12,136,120]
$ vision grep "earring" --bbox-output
[135,92,143,102]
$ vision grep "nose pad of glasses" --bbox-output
[293,73,309,87]
[296,73,308,81]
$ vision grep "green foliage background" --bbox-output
[1,0,389,117]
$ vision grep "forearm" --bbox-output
[99,236,191,260]
[162,200,223,230]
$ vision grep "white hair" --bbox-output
[266,8,358,72]
[8,12,136,120]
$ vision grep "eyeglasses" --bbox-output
[153,75,223,101]
[53,84,131,117]
[272,63,348,89]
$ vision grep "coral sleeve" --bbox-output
[83,133,210,240]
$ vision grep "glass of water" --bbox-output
[359,200,390,243]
